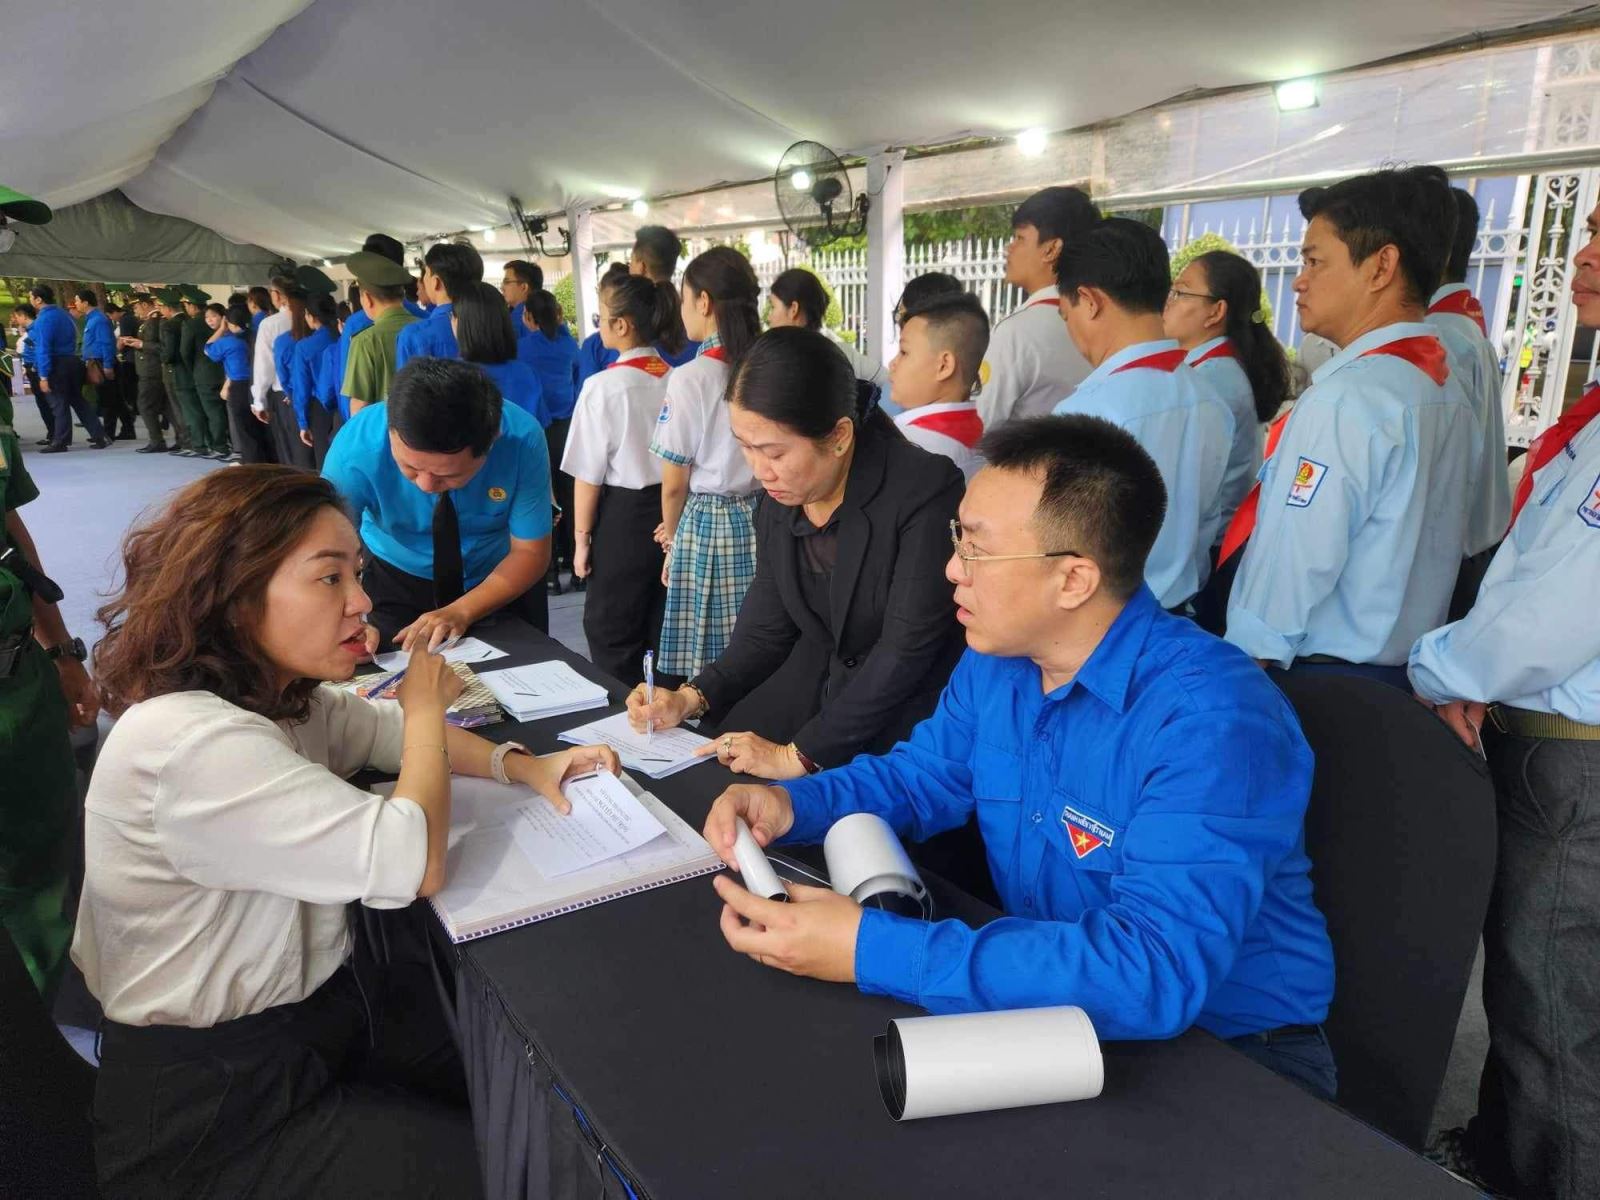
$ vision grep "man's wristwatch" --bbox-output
[46,637,88,663]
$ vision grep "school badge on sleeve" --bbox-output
[1579,472,1600,528]
[1060,805,1115,859]
[1286,457,1328,508]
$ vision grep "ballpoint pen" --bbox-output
[643,650,656,744]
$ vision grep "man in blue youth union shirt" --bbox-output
[701,414,1336,1097]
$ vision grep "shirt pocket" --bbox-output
[970,747,1024,868]
[1049,789,1125,879]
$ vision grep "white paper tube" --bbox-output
[874,1006,1103,1121]
[823,813,927,914]
[733,818,788,901]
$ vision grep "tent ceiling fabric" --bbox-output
[3,0,1585,262]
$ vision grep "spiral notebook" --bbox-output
[376,773,721,943]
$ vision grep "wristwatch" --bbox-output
[46,636,88,663]
[490,740,533,785]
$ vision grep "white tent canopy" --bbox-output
[2,0,1586,263]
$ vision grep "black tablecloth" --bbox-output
[401,615,1475,1199]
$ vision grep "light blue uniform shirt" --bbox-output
[1187,337,1263,532]
[322,401,552,588]
[1410,402,1600,723]
[393,302,456,371]
[1426,285,1511,556]
[1053,338,1232,608]
[1226,322,1477,667]
[782,586,1334,1040]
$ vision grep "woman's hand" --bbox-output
[652,522,671,550]
[694,732,805,780]
[505,744,622,815]
[396,642,462,714]
[299,429,314,448]
[625,683,696,733]
[573,539,592,579]
[360,623,381,661]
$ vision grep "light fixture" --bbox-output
[791,168,813,193]
[1016,127,1048,158]
[631,198,650,217]
[1275,78,1320,113]
[482,227,498,244]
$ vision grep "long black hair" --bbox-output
[683,246,762,368]
[305,292,338,331]
[452,281,519,365]
[525,288,563,339]
[769,267,828,330]
[607,275,680,352]
[729,327,894,438]
[1194,250,1289,423]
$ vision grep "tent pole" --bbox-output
[567,204,597,346]
[865,149,905,363]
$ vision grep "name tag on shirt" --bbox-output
[1286,457,1328,508]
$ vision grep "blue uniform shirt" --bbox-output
[404,299,428,320]
[315,338,342,412]
[30,305,76,378]
[250,311,267,338]
[272,331,298,411]
[81,308,116,363]
[1426,285,1511,556]
[517,326,581,421]
[472,358,549,427]
[1053,339,1232,608]
[1410,401,1600,723]
[322,401,553,588]
[203,332,252,381]
[1187,337,1263,531]
[393,303,457,371]
[290,327,336,429]
[782,585,1333,1040]
[1226,322,1477,668]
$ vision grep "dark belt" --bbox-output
[1238,1023,1324,1045]
[0,628,34,680]
[1488,704,1600,741]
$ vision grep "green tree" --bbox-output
[551,273,577,326]
[1169,232,1274,330]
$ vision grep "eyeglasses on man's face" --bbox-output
[949,520,1082,574]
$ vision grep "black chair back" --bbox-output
[1272,669,1496,1150]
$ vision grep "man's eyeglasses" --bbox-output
[1166,288,1219,305]
[950,520,1081,570]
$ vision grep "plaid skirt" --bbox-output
[658,491,758,677]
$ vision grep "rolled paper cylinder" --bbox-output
[875,1006,1104,1121]
[823,812,928,917]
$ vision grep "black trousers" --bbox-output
[226,381,273,463]
[44,357,106,446]
[545,418,575,569]
[308,401,340,470]
[268,389,309,468]
[363,553,549,650]
[89,359,133,434]
[92,963,481,1200]
[24,366,51,434]
[115,359,140,433]
[582,483,665,687]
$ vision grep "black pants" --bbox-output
[115,359,140,433]
[45,357,106,446]
[92,963,481,1200]
[24,366,51,434]
[309,401,340,470]
[89,359,133,435]
[267,389,307,467]
[226,380,273,463]
[363,554,549,650]
[545,418,575,569]
[583,483,665,687]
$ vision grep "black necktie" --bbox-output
[432,491,465,607]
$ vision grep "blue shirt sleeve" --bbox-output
[320,417,376,517]
[33,308,62,377]
[507,424,554,541]
[290,344,315,428]
[393,322,418,372]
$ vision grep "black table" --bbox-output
[406,615,1475,1199]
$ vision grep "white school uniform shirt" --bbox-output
[251,307,290,408]
[894,400,984,480]
[976,285,1091,427]
[1226,322,1477,668]
[1410,406,1600,723]
[647,342,757,495]
[1426,284,1510,555]
[71,687,426,1028]
[1186,337,1264,529]
[561,346,671,489]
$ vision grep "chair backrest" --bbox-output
[0,926,100,1197]
[1271,670,1496,1150]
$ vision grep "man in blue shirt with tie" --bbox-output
[30,284,109,452]
[393,241,484,371]
[704,415,1336,1096]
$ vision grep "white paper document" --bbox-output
[477,660,610,721]
[505,770,668,877]
[558,712,713,778]
[372,635,508,673]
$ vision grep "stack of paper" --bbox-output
[371,635,508,673]
[558,711,713,779]
[478,660,610,722]
[347,661,504,728]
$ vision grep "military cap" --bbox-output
[345,251,412,289]
[294,264,338,294]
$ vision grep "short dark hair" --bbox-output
[453,281,519,365]
[205,303,226,318]
[422,241,485,300]
[903,292,990,389]
[360,282,406,303]
[74,288,99,308]
[632,225,682,280]
[30,284,55,305]
[105,299,124,314]
[977,415,1166,599]
[1447,187,1479,284]
[362,233,406,265]
[730,327,867,439]
[895,271,964,325]
[1058,217,1171,315]
[14,303,37,320]
[224,304,251,331]
[1012,186,1101,247]
[770,267,829,330]
[1298,166,1454,306]
[525,289,562,338]
[388,357,502,457]
[247,286,275,314]
[504,260,543,290]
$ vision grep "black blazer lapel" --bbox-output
[828,429,890,645]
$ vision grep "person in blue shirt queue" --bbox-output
[1052,220,1232,612]
[205,305,266,463]
[270,284,315,469]
[30,283,111,452]
[1163,250,1292,634]
[560,275,677,685]
[393,241,484,371]
[629,224,697,367]
[500,259,542,335]
[246,287,274,341]
[575,262,633,390]
[322,357,552,649]
[292,292,340,469]
[452,282,548,426]
[1224,167,1478,690]
[1406,196,1600,1200]
[703,414,1336,1097]
[312,310,344,440]
[72,289,127,435]
[518,289,583,590]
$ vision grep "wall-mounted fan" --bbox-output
[774,141,868,249]
[510,196,570,258]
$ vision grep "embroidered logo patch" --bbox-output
[1286,457,1328,508]
[1060,805,1116,860]
[488,486,508,502]
[1578,472,1600,528]
[656,402,671,424]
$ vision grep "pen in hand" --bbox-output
[642,650,656,744]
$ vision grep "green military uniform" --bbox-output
[134,306,171,449]
[177,293,224,455]
[341,250,420,408]
[157,297,193,450]
[187,303,230,458]
[0,391,76,994]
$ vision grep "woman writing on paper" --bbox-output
[76,466,617,1200]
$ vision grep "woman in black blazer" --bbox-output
[628,327,965,779]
